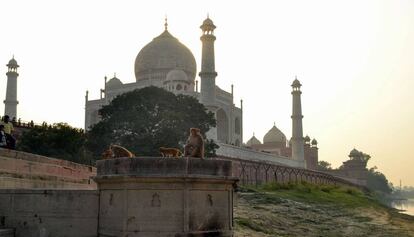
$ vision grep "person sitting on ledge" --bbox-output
[0,125,7,148]
[184,128,204,159]
[1,115,16,149]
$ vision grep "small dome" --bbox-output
[201,16,216,31]
[263,125,286,144]
[7,57,19,68]
[165,69,188,82]
[311,139,318,145]
[106,76,122,88]
[349,148,360,157]
[204,17,213,24]
[304,135,311,142]
[291,79,301,87]
[246,135,261,146]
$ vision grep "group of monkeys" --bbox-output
[101,128,204,159]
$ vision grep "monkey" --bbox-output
[159,147,183,158]
[184,128,204,159]
[101,144,135,159]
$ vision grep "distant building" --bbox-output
[244,79,318,169]
[325,148,369,186]
[245,126,319,170]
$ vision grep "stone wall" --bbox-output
[0,189,99,237]
[0,149,96,190]
[217,143,305,168]
[0,157,238,237]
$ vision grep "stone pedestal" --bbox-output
[94,157,237,237]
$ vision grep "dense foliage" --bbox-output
[366,167,393,194]
[17,123,92,164]
[317,160,333,171]
[87,86,217,158]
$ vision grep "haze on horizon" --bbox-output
[0,0,413,186]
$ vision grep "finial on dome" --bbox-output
[114,72,116,78]
[164,15,168,30]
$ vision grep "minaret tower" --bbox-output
[199,16,217,109]
[199,16,218,140]
[291,77,305,167]
[4,57,19,118]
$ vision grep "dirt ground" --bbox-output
[234,191,414,237]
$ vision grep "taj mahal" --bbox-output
[3,16,318,169]
[85,17,243,147]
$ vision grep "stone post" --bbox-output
[94,157,238,237]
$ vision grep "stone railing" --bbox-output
[216,156,368,191]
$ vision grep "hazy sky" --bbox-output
[0,0,413,186]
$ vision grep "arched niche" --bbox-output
[216,109,229,143]
[235,117,241,135]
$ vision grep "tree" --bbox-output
[366,167,392,194]
[87,86,217,158]
[17,123,92,164]
[317,160,332,171]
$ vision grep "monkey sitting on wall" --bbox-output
[101,144,135,159]
[184,128,204,159]
[159,147,183,158]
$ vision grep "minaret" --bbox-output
[200,16,218,140]
[291,77,305,167]
[4,57,19,118]
[199,16,217,108]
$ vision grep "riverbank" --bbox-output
[234,183,414,236]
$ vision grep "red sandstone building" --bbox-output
[245,125,319,170]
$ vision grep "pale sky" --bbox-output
[0,0,413,186]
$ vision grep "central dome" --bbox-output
[134,30,197,83]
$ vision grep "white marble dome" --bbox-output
[134,30,196,83]
[106,76,122,89]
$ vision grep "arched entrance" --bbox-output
[216,109,229,143]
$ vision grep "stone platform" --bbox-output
[95,157,238,237]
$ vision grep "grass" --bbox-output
[242,181,385,209]
[234,217,275,235]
